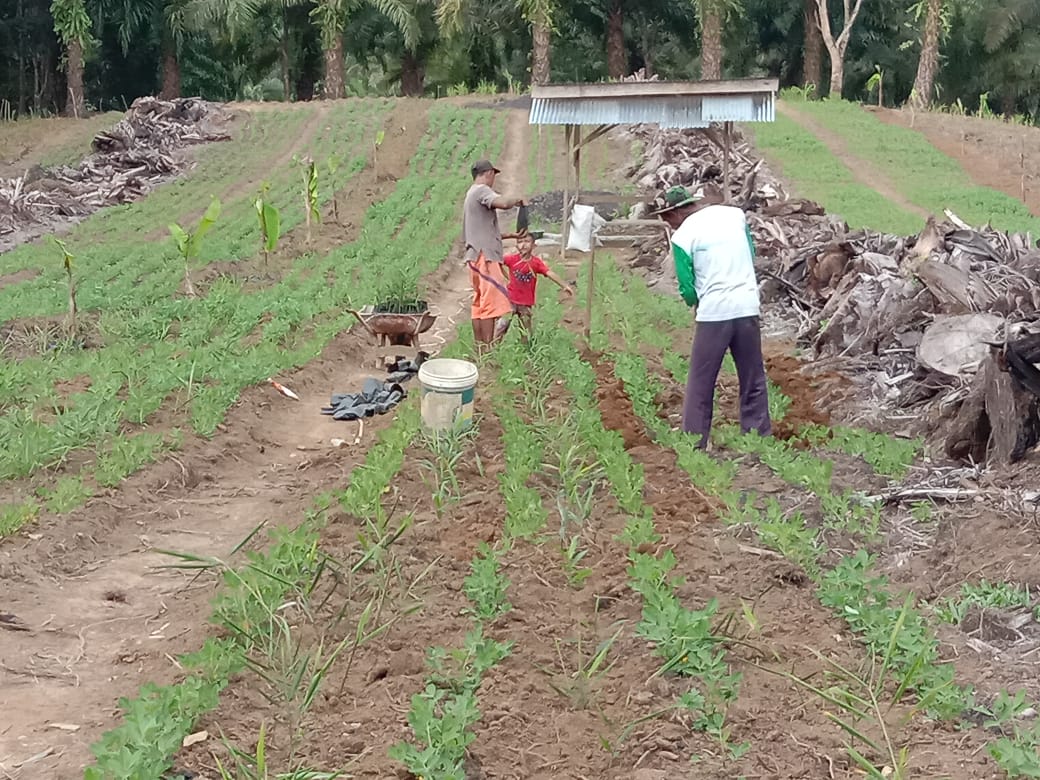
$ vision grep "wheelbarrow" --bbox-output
[348,305,437,348]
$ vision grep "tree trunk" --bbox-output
[323,36,345,99]
[1002,91,1017,118]
[17,0,27,115]
[64,38,85,118]
[909,0,942,109]
[281,10,291,101]
[400,50,424,96]
[828,55,844,98]
[802,0,822,93]
[606,0,625,80]
[699,4,723,80]
[532,19,551,86]
[159,37,181,99]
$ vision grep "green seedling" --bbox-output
[989,716,1040,779]
[419,427,476,515]
[537,625,624,710]
[214,721,344,779]
[54,237,77,335]
[388,685,479,780]
[909,500,934,523]
[978,690,1031,729]
[169,196,221,297]
[763,598,956,780]
[463,542,512,620]
[373,128,385,176]
[561,534,593,587]
[326,155,341,221]
[425,626,512,694]
[254,183,282,270]
[297,156,320,243]
[931,579,1034,625]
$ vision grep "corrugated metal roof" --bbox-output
[529,90,775,127]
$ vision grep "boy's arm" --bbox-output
[545,269,573,293]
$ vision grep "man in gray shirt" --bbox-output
[463,159,526,347]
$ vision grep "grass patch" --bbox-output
[790,99,1040,235]
[749,113,924,235]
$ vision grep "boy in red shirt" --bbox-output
[498,232,573,341]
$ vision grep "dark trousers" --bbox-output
[682,316,771,447]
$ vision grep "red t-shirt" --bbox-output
[503,253,550,306]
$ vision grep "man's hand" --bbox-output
[563,286,575,298]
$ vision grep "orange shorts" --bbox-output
[468,253,513,320]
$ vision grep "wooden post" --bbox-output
[723,121,732,204]
[561,124,572,263]
[585,242,595,342]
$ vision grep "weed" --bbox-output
[538,626,623,710]
[931,580,1034,625]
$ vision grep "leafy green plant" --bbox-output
[169,196,221,297]
[866,64,885,107]
[372,128,385,176]
[254,183,282,269]
[930,580,1034,625]
[463,542,511,620]
[299,156,320,243]
[54,237,77,335]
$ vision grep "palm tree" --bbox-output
[977,0,1040,116]
[314,0,417,98]
[909,0,944,109]
[51,0,91,116]
[802,0,822,92]
[437,0,554,86]
[92,0,193,98]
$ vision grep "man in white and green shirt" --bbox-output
[655,186,771,448]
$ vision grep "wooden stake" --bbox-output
[723,121,732,203]
[584,242,595,342]
[561,124,572,264]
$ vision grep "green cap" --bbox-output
[652,185,700,215]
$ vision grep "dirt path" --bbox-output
[777,101,931,222]
[0,99,458,780]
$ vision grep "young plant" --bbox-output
[373,128,385,176]
[463,542,511,620]
[169,196,221,297]
[254,183,281,270]
[765,598,951,780]
[866,65,885,107]
[326,155,340,222]
[54,237,77,335]
[538,626,623,710]
[299,156,320,243]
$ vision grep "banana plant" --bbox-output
[299,156,320,243]
[169,197,221,297]
[54,237,77,335]
[326,156,341,223]
[254,183,281,270]
[373,128,385,178]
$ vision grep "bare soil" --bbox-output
[872,106,1040,217]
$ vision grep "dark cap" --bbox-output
[471,159,501,178]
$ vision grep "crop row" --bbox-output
[0,105,505,537]
[585,254,1040,778]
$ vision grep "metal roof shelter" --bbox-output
[527,78,779,338]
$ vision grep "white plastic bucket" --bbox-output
[417,358,479,431]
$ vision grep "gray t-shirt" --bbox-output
[462,183,502,262]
